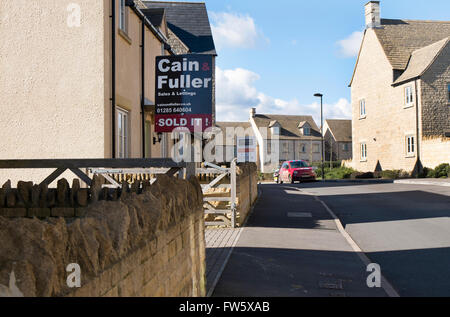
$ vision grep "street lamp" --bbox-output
[314,93,325,181]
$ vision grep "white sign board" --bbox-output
[237,137,257,163]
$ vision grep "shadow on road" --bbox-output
[211,245,450,297]
[211,246,387,297]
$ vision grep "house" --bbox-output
[322,119,352,161]
[211,122,255,164]
[349,1,450,174]
[0,0,216,185]
[249,108,323,173]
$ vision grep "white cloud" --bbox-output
[337,31,364,58]
[210,12,269,50]
[216,66,352,125]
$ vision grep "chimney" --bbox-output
[250,108,256,118]
[365,1,381,29]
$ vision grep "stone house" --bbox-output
[322,119,352,161]
[211,122,256,164]
[0,0,216,185]
[349,1,450,173]
[249,108,323,173]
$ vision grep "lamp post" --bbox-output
[314,93,325,181]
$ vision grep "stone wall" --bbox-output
[235,163,258,226]
[0,175,205,297]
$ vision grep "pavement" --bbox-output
[205,227,241,297]
[207,181,450,297]
[209,183,388,297]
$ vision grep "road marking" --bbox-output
[287,212,312,218]
[293,187,400,298]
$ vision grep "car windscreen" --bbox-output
[290,161,309,168]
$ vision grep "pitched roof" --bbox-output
[394,37,449,86]
[212,122,254,146]
[324,119,352,143]
[374,19,450,70]
[142,1,216,55]
[252,114,321,141]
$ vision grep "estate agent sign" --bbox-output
[155,54,213,133]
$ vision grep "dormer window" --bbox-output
[303,126,311,136]
[269,121,281,136]
[298,122,311,136]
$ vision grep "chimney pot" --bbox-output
[250,108,256,118]
[365,1,381,29]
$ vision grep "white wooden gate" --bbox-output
[199,159,237,228]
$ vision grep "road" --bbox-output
[212,181,450,297]
[299,181,450,297]
[212,182,388,297]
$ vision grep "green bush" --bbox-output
[381,170,400,179]
[420,164,449,179]
[434,163,450,178]
[316,167,355,180]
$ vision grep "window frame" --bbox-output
[313,143,320,154]
[447,83,450,102]
[300,143,306,153]
[404,86,414,108]
[119,0,128,34]
[405,135,416,157]
[359,99,366,119]
[360,143,367,162]
[303,126,311,136]
[116,107,129,159]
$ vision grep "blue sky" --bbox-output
[199,0,450,123]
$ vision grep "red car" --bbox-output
[278,160,316,184]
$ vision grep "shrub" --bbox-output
[324,167,355,180]
[434,163,450,178]
[381,170,400,179]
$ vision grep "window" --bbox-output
[313,144,320,153]
[447,83,450,101]
[117,107,129,158]
[271,127,280,136]
[406,135,415,156]
[300,144,306,153]
[119,0,128,33]
[360,143,367,161]
[282,142,289,154]
[405,86,414,107]
[343,143,350,152]
[303,127,311,136]
[359,99,366,118]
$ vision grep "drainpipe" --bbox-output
[111,0,116,158]
[414,79,421,176]
[141,16,146,158]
